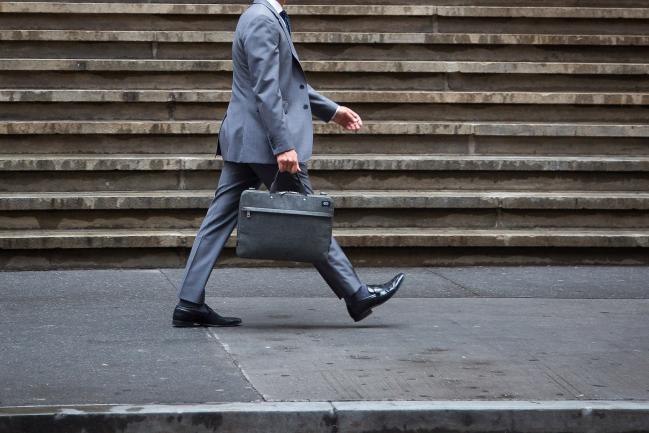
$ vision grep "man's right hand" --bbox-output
[276,149,301,174]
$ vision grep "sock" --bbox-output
[346,284,370,303]
[179,299,203,309]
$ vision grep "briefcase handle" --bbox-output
[269,170,307,195]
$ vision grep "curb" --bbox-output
[1,401,649,433]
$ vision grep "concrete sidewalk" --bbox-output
[1,266,648,431]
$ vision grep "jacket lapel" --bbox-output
[251,0,302,65]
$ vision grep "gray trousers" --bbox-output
[177,161,365,304]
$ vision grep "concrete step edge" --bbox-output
[1,2,648,18]
[1,59,648,74]
[3,189,649,210]
[4,89,649,105]
[2,154,649,171]
[1,401,648,433]
[1,121,647,137]
[3,30,649,45]
[2,227,649,249]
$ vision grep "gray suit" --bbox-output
[216,0,337,163]
[177,0,365,303]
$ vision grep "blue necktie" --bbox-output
[279,10,291,35]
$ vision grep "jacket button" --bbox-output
[300,84,305,89]
[303,104,308,109]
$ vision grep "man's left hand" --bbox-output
[332,106,363,131]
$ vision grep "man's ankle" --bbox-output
[346,284,370,304]
[178,299,203,309]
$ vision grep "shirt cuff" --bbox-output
[329,105,341,123]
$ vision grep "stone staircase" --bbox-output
[1,1,648,269]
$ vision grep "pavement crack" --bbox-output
[205,328,266,401]
[328,401,339,433]
[158,268,179,290]
[539,363,584,398]
[426,268,481,297]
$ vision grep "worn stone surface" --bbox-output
[3,170,648,193]
[1,0,648,269]
[314,121,649,137]
[0,135,646,157]
[4,246,649,269]
[0,227,648,250]
[2,154,648,171]
[2,30,649,46]
[2,120,647,137]
[2,2,648,18]
[0,120,215,134]
[2,190,649,211]
[2,59,648,74]
[2,89,649,105]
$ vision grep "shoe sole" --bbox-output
[172,319,241,327]
[350,308,373,323]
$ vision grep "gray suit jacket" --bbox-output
[216,0,339,163]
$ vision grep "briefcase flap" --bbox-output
[236,189,334,263]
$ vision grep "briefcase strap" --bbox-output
[269,170,307,195]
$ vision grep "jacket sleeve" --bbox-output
[307,84,340,123]
[244,15,294,155]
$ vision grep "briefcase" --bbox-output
[235,171,334,263]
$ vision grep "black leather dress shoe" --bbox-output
[172,302,242,327]
[346,272,405,322]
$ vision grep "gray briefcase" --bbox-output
[235,171,334,262]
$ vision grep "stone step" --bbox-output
[3,189,649,211]
[3,173,648,193]
[20,0,644,6]
[3,89,648,105]
[2,63,646,93]
[5,103,648,123]
[4,44,647,65]
[3,30,649,46]
[2,154,648,172]
[2,58,647,75]
[1,120,646,137]
[4,207,648,231]
[2,154,648,193]
[2,70,645,93]
[2,134,647,158]
[3,5,647,34]
[3,205,647,231]
[0,2,645,269]
[4,101,648,123]
[2,3,647,19]
[3,42,647,64]
[59,0,649,4]
[4,169,645,192]
[1,227,647,249]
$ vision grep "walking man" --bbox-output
[172,0,405,327]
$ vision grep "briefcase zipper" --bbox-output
[242,206,331,218]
